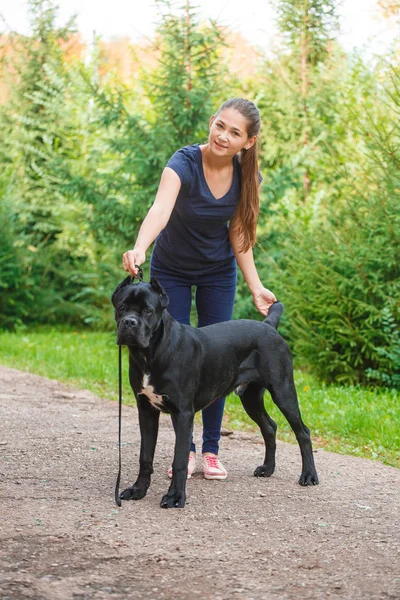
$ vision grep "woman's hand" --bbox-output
[252,286,277,316]
[122,248,146,276]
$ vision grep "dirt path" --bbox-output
[0,365,399,600]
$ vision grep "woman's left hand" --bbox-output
[252,286,277,316]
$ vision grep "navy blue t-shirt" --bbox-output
[153,144,241,274]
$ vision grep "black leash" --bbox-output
[115,266,144,507]
[115,344,123,507]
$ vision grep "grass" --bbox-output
[0,328,399,468]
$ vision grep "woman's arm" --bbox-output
[122,167,181,275]
[229,226,277,316]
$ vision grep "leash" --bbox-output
[115,266,144,507]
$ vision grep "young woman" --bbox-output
[122,97,276,480]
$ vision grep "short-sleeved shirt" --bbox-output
[152,144,241,275]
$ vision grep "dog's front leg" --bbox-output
[120,396,160,502]
[161,409,194,509]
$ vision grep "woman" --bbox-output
[122,97,276,480]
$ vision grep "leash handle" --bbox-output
[132,265,144,282]
[115,344,122,507]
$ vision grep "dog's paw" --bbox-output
[254,464,275,478]
[298,471,319,486]
[160,490,186,509]
[120,485,148,501]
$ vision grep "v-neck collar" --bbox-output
[196,144,235,201]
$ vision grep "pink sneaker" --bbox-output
[168,453,196,479]
[202,454,227,480]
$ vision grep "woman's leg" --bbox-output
[195,271,237,455]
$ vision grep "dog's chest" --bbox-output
[140,372,164,410]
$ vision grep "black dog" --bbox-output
[112,276,318,509]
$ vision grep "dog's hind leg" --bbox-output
[239,383,278,478]
[120,396,160,501]
[268,376,319,486]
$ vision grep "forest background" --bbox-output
[0,0,399,395]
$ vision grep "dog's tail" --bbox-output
[263,301,284,330]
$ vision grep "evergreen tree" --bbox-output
[234,0,343,321]
[260,52,400,386]
[91,0,228,249]
[281,59,400,385]
[265,0,339,197]
[238,1,400,387]
[5,0,76,248]
[0,0,111,327]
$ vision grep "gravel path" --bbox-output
[0,365,399,600]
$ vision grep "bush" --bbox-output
[259,61,400,386]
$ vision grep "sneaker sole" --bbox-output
[168,472,193,480]
[203,473,227,480]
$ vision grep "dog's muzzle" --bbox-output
[117,316,147,346]
[121,316,139,329]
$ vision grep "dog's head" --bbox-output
[111,276,169,348]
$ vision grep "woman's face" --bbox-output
[208,107,257,158]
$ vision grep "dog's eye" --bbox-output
[143,308,153,315]
[117,303,125,312]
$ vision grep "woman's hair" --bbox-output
[215,97,261,253]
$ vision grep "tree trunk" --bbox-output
[301,6,311,196]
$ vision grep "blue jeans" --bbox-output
[150,253,237,454]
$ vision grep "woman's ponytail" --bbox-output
[215,98,261,253]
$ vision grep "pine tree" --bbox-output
[280,59,400,385]
[259,0,340,199]
[91,0,228,248]
[0,0,110,326]
[257,48,400,386]
[234,0,343,321]
[5,0,76,247]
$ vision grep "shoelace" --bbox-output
[204,455,220,468]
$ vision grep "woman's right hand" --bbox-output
[122,248,146,276]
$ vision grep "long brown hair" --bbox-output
[215,98,261,252]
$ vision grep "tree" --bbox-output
[238,1,400,387]
[0,0,111,327]
[265,57,400,386]
[90,0,229,249]
[234,0,344,321]
[269,0,339,196]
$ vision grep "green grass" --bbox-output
[0,328,399,468]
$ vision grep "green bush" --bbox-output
[0,201,31,329]
[366,309,400,389]
[258,60,400,386]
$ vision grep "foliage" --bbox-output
[0,0,109,327]
[233,0,400,387]
[0,0,399,390]
[366,309,400,390]
[258,56,400,385]
[88,0,229,248]
[0,0,229,328]
[0,200,31,328]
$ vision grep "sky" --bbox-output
[0,0,398,55]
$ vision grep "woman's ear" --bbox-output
[209,115,215,128]
[243,135,257,151]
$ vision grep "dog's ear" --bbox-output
[111,276,132,306]
[150,277,169,309]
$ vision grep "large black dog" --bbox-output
[112,276,318,509]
